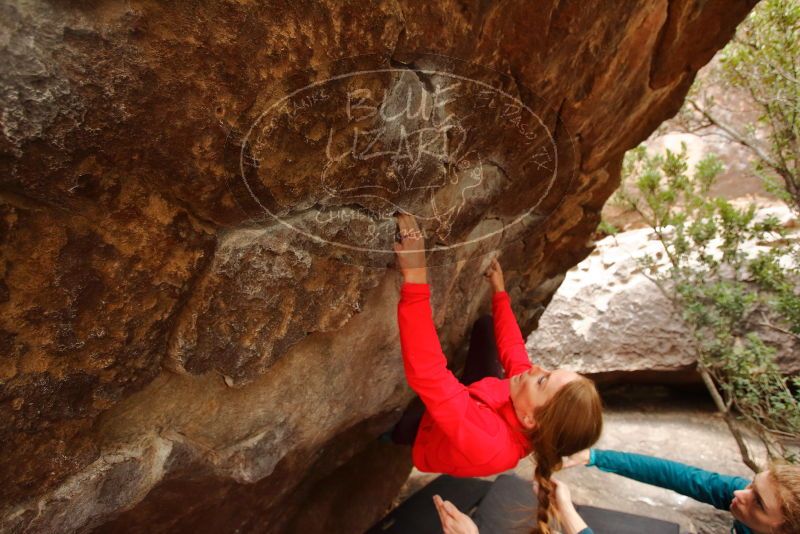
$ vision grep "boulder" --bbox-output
[528,226,699,382]
[0,0,758,531]
[530,204,800,381]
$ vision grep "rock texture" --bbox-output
[529,203,800,382]
[528,227,699,382]
[0,1,758,532]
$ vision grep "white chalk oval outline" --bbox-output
[239,65,570,254]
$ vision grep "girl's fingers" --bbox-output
[398,213,415,226]
[397,218,408,232]
[395,214,421,238]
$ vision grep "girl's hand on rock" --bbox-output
[483,257,505,292]
[393,212,427,284]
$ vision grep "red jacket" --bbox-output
[397,282,537,477]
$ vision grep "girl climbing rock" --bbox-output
[392,212,604,534]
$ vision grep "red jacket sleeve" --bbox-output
[397,283,469,419]
[491,291,534,377]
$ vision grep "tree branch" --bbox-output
[686,98,780,170]
[756,321,800,341]
[698,366,761,472]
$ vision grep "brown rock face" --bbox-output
[0,1,757,532]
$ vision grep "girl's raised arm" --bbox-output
[484,257,534,376]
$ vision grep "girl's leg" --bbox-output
[460,314,504,385]
[389,397,425,446]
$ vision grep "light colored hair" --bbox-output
[770,462,800,534]
[527,377,603,534]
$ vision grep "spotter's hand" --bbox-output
[433,495,479,534]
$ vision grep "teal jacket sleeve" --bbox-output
[589,449,751,510]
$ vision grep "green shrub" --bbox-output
[619,143,800,466]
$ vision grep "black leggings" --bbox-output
[391,314,504,445]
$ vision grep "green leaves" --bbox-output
[721,334,800,434]
[714,0,800,214]
[596,220,619,236]
[615,0,800,456]
[622,141,800,459]
[694,154,724,196]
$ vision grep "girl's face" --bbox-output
[730,471,784,533]
[509,367,579,429]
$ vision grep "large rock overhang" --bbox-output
[0,1,757,532]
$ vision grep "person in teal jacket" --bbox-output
[433,449,800,534]
[562,448,800,534]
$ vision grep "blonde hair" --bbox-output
[770,462,800,534]
[527,377,603,534]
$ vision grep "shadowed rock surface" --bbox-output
[0,1,758,532]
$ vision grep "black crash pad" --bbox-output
[368,473,681,534]
[474,474,680,534]
[365,475,492,534]
[575,504,680,534]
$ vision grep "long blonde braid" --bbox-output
[526,377,603,533]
